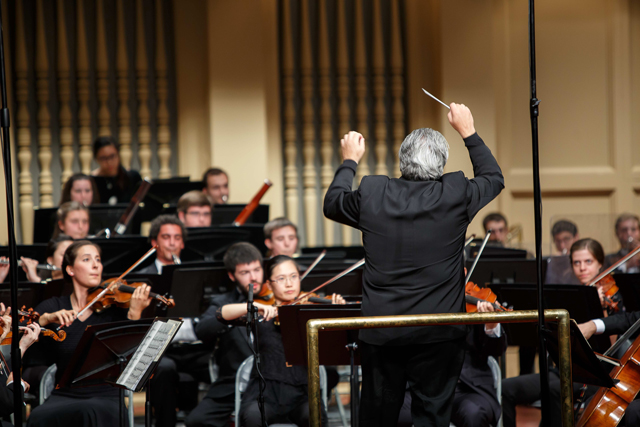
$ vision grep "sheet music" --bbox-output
[117,319,182,391]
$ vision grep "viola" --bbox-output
[0,306,66,344]
[254,283,276,306]
[86,278,175,312]
[593,275,621,313]
[465,281,511,313]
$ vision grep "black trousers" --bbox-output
[359,337,466,427]
[184,393,235,427]
[238,379,327,427]
[26,394,120,427]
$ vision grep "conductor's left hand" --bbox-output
[340,131,365,164]
[128,284,153,320]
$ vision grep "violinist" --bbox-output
[26,240,152,427]
[264,217,299,257]
[501,238,624,427]
[0,303,41,421]
[136,215,185,274]
[223,255,341,427]
[604,213,640,273]
[185,242,265,427]
[202,167,229,205]
[91,136,142,205]
[53,202,89,240]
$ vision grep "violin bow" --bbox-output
[300,250,327,281]
[587,244,640,288]
[289,258,365,306]
[60,246,158,329]
[465,230,492,284]
[464,234,476,248]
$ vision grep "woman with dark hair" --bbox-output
[570,237,624,315]
[91,136,142,205]
[218,255,342,427]
[27,240,152,427]
[60,173,100,206]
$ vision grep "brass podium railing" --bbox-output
[306,309,574,427]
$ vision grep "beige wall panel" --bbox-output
[631,0,640,185]
[207,0,283,218]
[175,0,211,181]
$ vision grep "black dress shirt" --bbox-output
[323,132,504,346]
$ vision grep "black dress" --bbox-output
[93,168,142,205]
[26,296,129,427]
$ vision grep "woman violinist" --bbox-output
[570,238,624,315]
[26,240,152,427]
[217,255,344,427]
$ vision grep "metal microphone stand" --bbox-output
[246,285,268,427]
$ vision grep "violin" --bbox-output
[233,180,273,226]
[0,306,66,344]
[465,281,511,313]
[86,278,175,312]
[254,283,276,306]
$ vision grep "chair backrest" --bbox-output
[487,356,502,427]
[233,356,328,422]
[39,364,57,405]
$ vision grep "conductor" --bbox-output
[323,103,504,426]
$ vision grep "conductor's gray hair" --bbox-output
[399,128,449,181]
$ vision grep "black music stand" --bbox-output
[301,246,365,260]
[86,236,150,274]
[0,282,46,309]
[467,240,528,259]
[278,304,362,427]
[57,318,182,427]
[182,225,267,261]
[489,284,612,353]
[542,320,615,388]
[466,258,548,285]
[138,178,201,222]
[301,269,363,296]
[210,204,269,225]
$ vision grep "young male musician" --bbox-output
[263,217,299,257]
[177,190,213,228]
[483,213,509,246]
[324,103,504,425]
[202,168,229,205]
[185,242,265,427]
[545,219,580,285]
[604,213,640,273]
[137,215,185,274]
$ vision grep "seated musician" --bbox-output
[27,240,152,427]
[0,234,74,285]
[53,202,90,240]
[0,302,41,421]
[59,173,100,207]
[398,301,506,427]
[202,167,229,205]
[177,190,213,228]
[264,217,299,257]
[545,219,580,285]
[219,255,339,427]
[604,213,640,273]
[502,237,624,427]
[185,242,264,427]
[483,212,508,246]
[136,215,185,274]
[579,310,640,426]
[91,136,142,205]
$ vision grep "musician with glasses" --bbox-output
[177,190,213,228]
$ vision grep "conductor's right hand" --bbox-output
[255,303,278,322]
[448,103,476,139]
[340,131,365,164]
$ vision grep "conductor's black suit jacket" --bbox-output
[323,132,504,346]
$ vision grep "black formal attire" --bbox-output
[323,132,504,426]
[93,168,142,205]
[26,296,128,427]
[0,353,25,427]
[399,325,507,427]
[137,262,159,275]
[185,289,253,427]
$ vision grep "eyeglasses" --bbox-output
[270,273,299,286]
[185,211,212,218]
[96,153,118,163]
